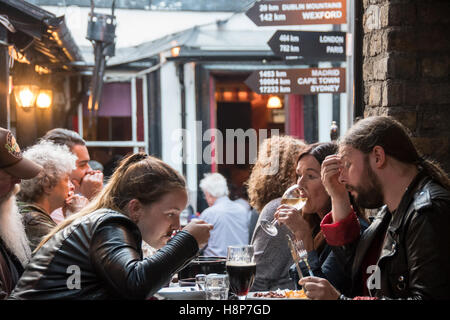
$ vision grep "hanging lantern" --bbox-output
[267,96,282,109]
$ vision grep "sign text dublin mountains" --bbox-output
[245,0,346,26]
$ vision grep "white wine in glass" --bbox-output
[281,197,309,210]
[260,184,307,237]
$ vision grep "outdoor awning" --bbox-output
[0,0,83,72]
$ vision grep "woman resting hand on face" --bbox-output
[275,142,368,297]
[10,153,212,300]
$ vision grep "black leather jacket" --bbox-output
[333,171,450,299]
[9,209,199,299]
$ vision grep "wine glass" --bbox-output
[260,184,308,236]
[226,245,256,300]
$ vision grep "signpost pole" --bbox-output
[345,0,355,131]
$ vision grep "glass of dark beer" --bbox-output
[226,245,256,300]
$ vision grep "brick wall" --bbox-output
[361,0,450,173]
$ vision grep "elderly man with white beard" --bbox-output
[0,128,42,299]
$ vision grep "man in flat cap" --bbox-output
[0,128,42,299]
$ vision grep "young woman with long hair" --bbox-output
[10,153,212,299]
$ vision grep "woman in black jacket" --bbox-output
[10,153,212,299]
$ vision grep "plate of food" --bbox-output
[154,286,206,300]
[247,289,308,300]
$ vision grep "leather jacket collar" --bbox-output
[388,169,429,234]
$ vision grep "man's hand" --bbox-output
[321,155,353,223]
[299,276,341,300]
[78,170,103,200]
[321,155,347,199]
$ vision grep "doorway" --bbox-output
[214,73,286,202]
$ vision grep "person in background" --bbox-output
[17,141,85,252]
[229,184,256,243]
[275,142,368,294]
[301,116,450,300]
[88,160,104,173]
[90,147,122,182]
[0,128,42,298]
[199,173,249,257]
[230,184,251,212]
[247,135,306,291]
[41,128,103,224]
[10,153,212,299]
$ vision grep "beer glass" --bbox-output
[260,184,307,236]
[226,245,256,300]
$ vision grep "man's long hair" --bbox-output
[341,116,450,190]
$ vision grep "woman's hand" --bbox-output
[183,219,213,249]
[299,276,341,300]
[275,204,313,250]
[63,194,89,217]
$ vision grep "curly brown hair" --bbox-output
[246,135,306,212]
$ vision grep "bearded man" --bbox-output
[0,128,42,298]
[301,116,450,300]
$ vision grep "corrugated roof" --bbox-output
[105,13,280,66]
[0,0,83,72]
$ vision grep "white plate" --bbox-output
[155,287,206,300]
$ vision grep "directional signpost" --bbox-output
[244,0,348,97]
[267,30,346,61]
[245,68,346,95]
[245,0,346,27]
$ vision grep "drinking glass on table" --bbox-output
[260,184,308,236]
[195,274,206,291]
[205,274,229,300]
[226,245,256,300]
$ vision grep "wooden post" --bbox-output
[0,25,10,129]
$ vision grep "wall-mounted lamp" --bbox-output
[171,46,180,57]
[238,91,249,101]
[14,85,39,109]
[267,95,282,109]
[36,89,53,109]
[223,91,233,101]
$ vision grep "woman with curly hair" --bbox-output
[247,135,307,291]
